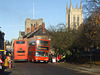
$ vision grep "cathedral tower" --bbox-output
[66,0,83,29]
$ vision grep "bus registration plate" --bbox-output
[40,61,44,62]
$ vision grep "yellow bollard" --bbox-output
[4,59,8,67]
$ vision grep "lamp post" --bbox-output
[90,47,92,68]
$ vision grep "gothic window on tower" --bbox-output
[68,14,70,28]
[77,17,79,26]
[73,17,76,27]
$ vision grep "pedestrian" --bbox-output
[49,52,53,63]
[62,53,66,63]
[57,53,61,62]
[54,53,57,62]
[52,54,56,63]
[4,54,9,68]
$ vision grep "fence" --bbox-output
[66,50,100,65]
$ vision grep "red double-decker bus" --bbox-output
[28,39,50,63]
[14,40,28,61]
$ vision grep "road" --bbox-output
[0,62,93,75]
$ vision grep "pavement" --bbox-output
[49,62,100,75]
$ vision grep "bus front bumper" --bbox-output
[35,60,48,62]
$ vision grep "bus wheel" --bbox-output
[14,61,16,63]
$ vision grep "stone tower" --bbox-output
[66,0,83,29]
[25,18,43,34]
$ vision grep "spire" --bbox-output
[80,0,82,9]
[70,0,73,10]
[76,3,78,9]
[66,2,69,11]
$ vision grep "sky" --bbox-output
[0,0,82,41]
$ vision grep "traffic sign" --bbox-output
[0,58,3,63]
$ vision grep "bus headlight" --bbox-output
[36,58,38,60]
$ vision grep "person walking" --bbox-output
[57,53,61,62]
[62,53,66,63]
[49,52,53,63]
[54,53,57,62]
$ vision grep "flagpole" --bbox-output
[33,0,34,19]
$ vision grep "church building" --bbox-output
[66,0,83,29]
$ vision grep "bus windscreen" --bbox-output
[35,51,48,57]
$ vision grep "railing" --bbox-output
[66,51,100,66]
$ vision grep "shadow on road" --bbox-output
[31,62,48,64]
[14,61,28,63]
[0,71,11,75]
